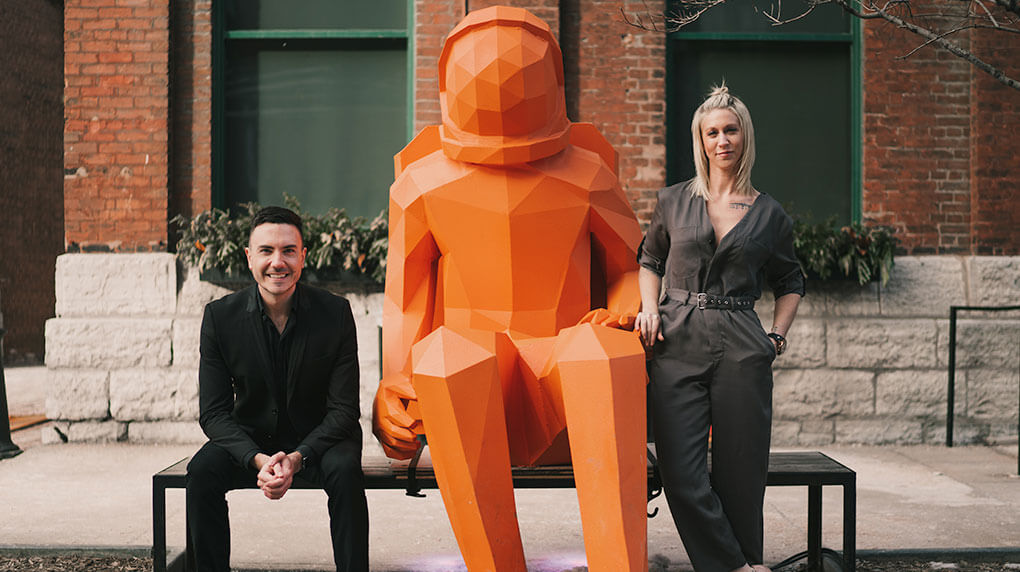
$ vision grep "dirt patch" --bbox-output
[0,554,151,572]
[854,561,1016,572]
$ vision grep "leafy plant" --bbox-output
[792,216,897,286]
[171,195,388,285]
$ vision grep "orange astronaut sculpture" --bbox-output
[373,6,648,571]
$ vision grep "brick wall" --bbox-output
[0,0,63,363]
[413,0,464,132]
[574,0,666,221]
[969,14,1020,255]
[64,0,170,252]
[862,0,1020,255]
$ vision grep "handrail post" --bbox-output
[946,307,957,447]
[944,304,1020,460]
[0,328,25,460]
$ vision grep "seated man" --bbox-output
[187,206,368,572]
[373,7,648,572]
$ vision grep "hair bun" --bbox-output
[709,84,729,97]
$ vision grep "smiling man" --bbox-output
[186,206,368,572]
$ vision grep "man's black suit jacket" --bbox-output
[198,283,361,469]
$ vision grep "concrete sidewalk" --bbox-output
[3,367,1019,570]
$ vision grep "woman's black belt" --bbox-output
[666,288,755,311]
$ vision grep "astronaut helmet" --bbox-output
[438,6,571,165]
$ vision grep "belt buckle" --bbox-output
[697,292,708,310]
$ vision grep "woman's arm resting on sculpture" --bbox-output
[635,266,665,348]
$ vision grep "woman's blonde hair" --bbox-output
[689,84,756,199]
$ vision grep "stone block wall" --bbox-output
[43,253,386,456]
[765,256,1019,446]
[44,254,1018,450]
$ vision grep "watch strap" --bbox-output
[767,332,787,355]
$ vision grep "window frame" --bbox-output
[210,1,415,210]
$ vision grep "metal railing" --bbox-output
[944,305,1020,475]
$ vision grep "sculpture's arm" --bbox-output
[573,124,643,319]
[372,167,440,460]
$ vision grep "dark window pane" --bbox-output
[226,0,406,31]
[224,40,407,217]
[667,40,851,223]
[668,0,849,35]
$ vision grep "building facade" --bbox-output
[34,0,1020,448]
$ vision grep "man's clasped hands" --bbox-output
[253,451,303,500]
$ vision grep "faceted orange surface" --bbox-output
[373,6,648,571]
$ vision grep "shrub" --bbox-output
[170,195,388,285]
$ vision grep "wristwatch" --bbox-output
[767,332,787,356]
[296,446,312,471]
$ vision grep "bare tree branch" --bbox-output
[990,0,1020,17]
[843,0,1020,89]
[622,0,1020,91]
[972,0,1000,27]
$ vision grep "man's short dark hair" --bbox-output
[250,206,303,243]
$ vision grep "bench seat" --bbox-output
[152,450,855,572]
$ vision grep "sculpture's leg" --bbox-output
[412,327,526,572]
[548,323,648,572]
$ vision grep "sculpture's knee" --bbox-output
[411,326,508,384]
[554,322,645,375]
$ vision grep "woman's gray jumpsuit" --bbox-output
[638,180,805,572]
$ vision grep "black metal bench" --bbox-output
[152,449,855,572]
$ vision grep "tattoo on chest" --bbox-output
[729,202,752,210]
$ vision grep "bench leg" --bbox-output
[807,484,822,571]
[843,479,856,572]
[185,500,195,572]
[152,480,166,572]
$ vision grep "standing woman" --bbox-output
[635,85,804,572]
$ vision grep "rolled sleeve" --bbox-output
[767,213,806,298]
[637,193,669,277]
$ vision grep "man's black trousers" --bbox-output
[185,439,369,572]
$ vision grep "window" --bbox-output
[215,0,411,218]
[666,2,860,223]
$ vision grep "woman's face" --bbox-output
[700,108,744,172]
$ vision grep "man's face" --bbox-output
[245,222,306,300]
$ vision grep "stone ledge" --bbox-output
[41,421,127,444]
[968,256,1020,306]
[46,318,173,368]
[175,263,233,316]
[936,319,1020,369]
[773,319,825,368]
[127,421,206,444]
[45,369,109,420]
[774,368,875,418]
[876,369,946,416]
[827,318,938,369]
[55,253,176,317]
[879,256,965,318]
[171,318,202,368]
[835,417,924,445]
[110,368,198,421]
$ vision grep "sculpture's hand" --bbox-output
[372,374,424,460]
[578,308,637,331]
